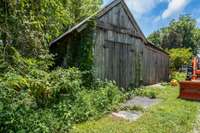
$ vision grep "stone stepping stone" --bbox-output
[147,83,165,89]
[123,96,160,109]
[112,96,161,121]
[112,111,142,121]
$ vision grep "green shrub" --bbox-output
[168,48,192,71]
[70,82,124,123]
[0,47,125,132]
[50,68,82,99]
[131,88,158,99]
[171,72,186,81]
[0,82,72,132]
[4,72,29,91]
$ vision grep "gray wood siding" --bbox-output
[50,0,169,89]
[94,2,169,88]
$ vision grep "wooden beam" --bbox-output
[97,21,143,40]
[104,40,134,49]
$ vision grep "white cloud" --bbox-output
[125,0,166,15]
[162,0,190,19]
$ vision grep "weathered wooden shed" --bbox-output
[50,0,169,88]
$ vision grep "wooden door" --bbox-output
[103,40,134,88]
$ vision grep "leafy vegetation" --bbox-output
[148,15,200,70]
[0,1,127,132]
[171,72,187,81]
[168,48,192,70]
[72,85,200,133]
[130,87,159,99]
[0,0,102,57]
[148,15,200,55]
[0,46,125,132]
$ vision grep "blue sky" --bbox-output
[103,0,200,36]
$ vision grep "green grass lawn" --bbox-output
[71,85,200,133]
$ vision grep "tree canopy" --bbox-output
[0,0,102,56]
[148,15,200,55]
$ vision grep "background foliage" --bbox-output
[0,0,102,57]
[148,15,200,55]
[148,15,200,70]
[168,48,192,70]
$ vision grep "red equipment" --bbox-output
[179,57,200,101]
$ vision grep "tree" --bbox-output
[147,31,161,47]
[148,15,199,55]
[0,0,69,56]
[0,0,102,57]
[169,48,192,70]
[66,0,102,23]
[168,16,196,50]
[192,29,200,50]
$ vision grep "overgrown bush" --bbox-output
[171,72,186,81]
[131,87,158,99]
[168,48,192,71]
[0,46,125,132]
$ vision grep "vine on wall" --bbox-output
[79,20,96,71]
[54,19,97,87]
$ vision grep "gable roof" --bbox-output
[50,0,147,46]
[49,0,168,55]
[50,15,95,46]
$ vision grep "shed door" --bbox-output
[104,40,134,88]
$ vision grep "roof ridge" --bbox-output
[49,0,168,56]
[50,0,122,46]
